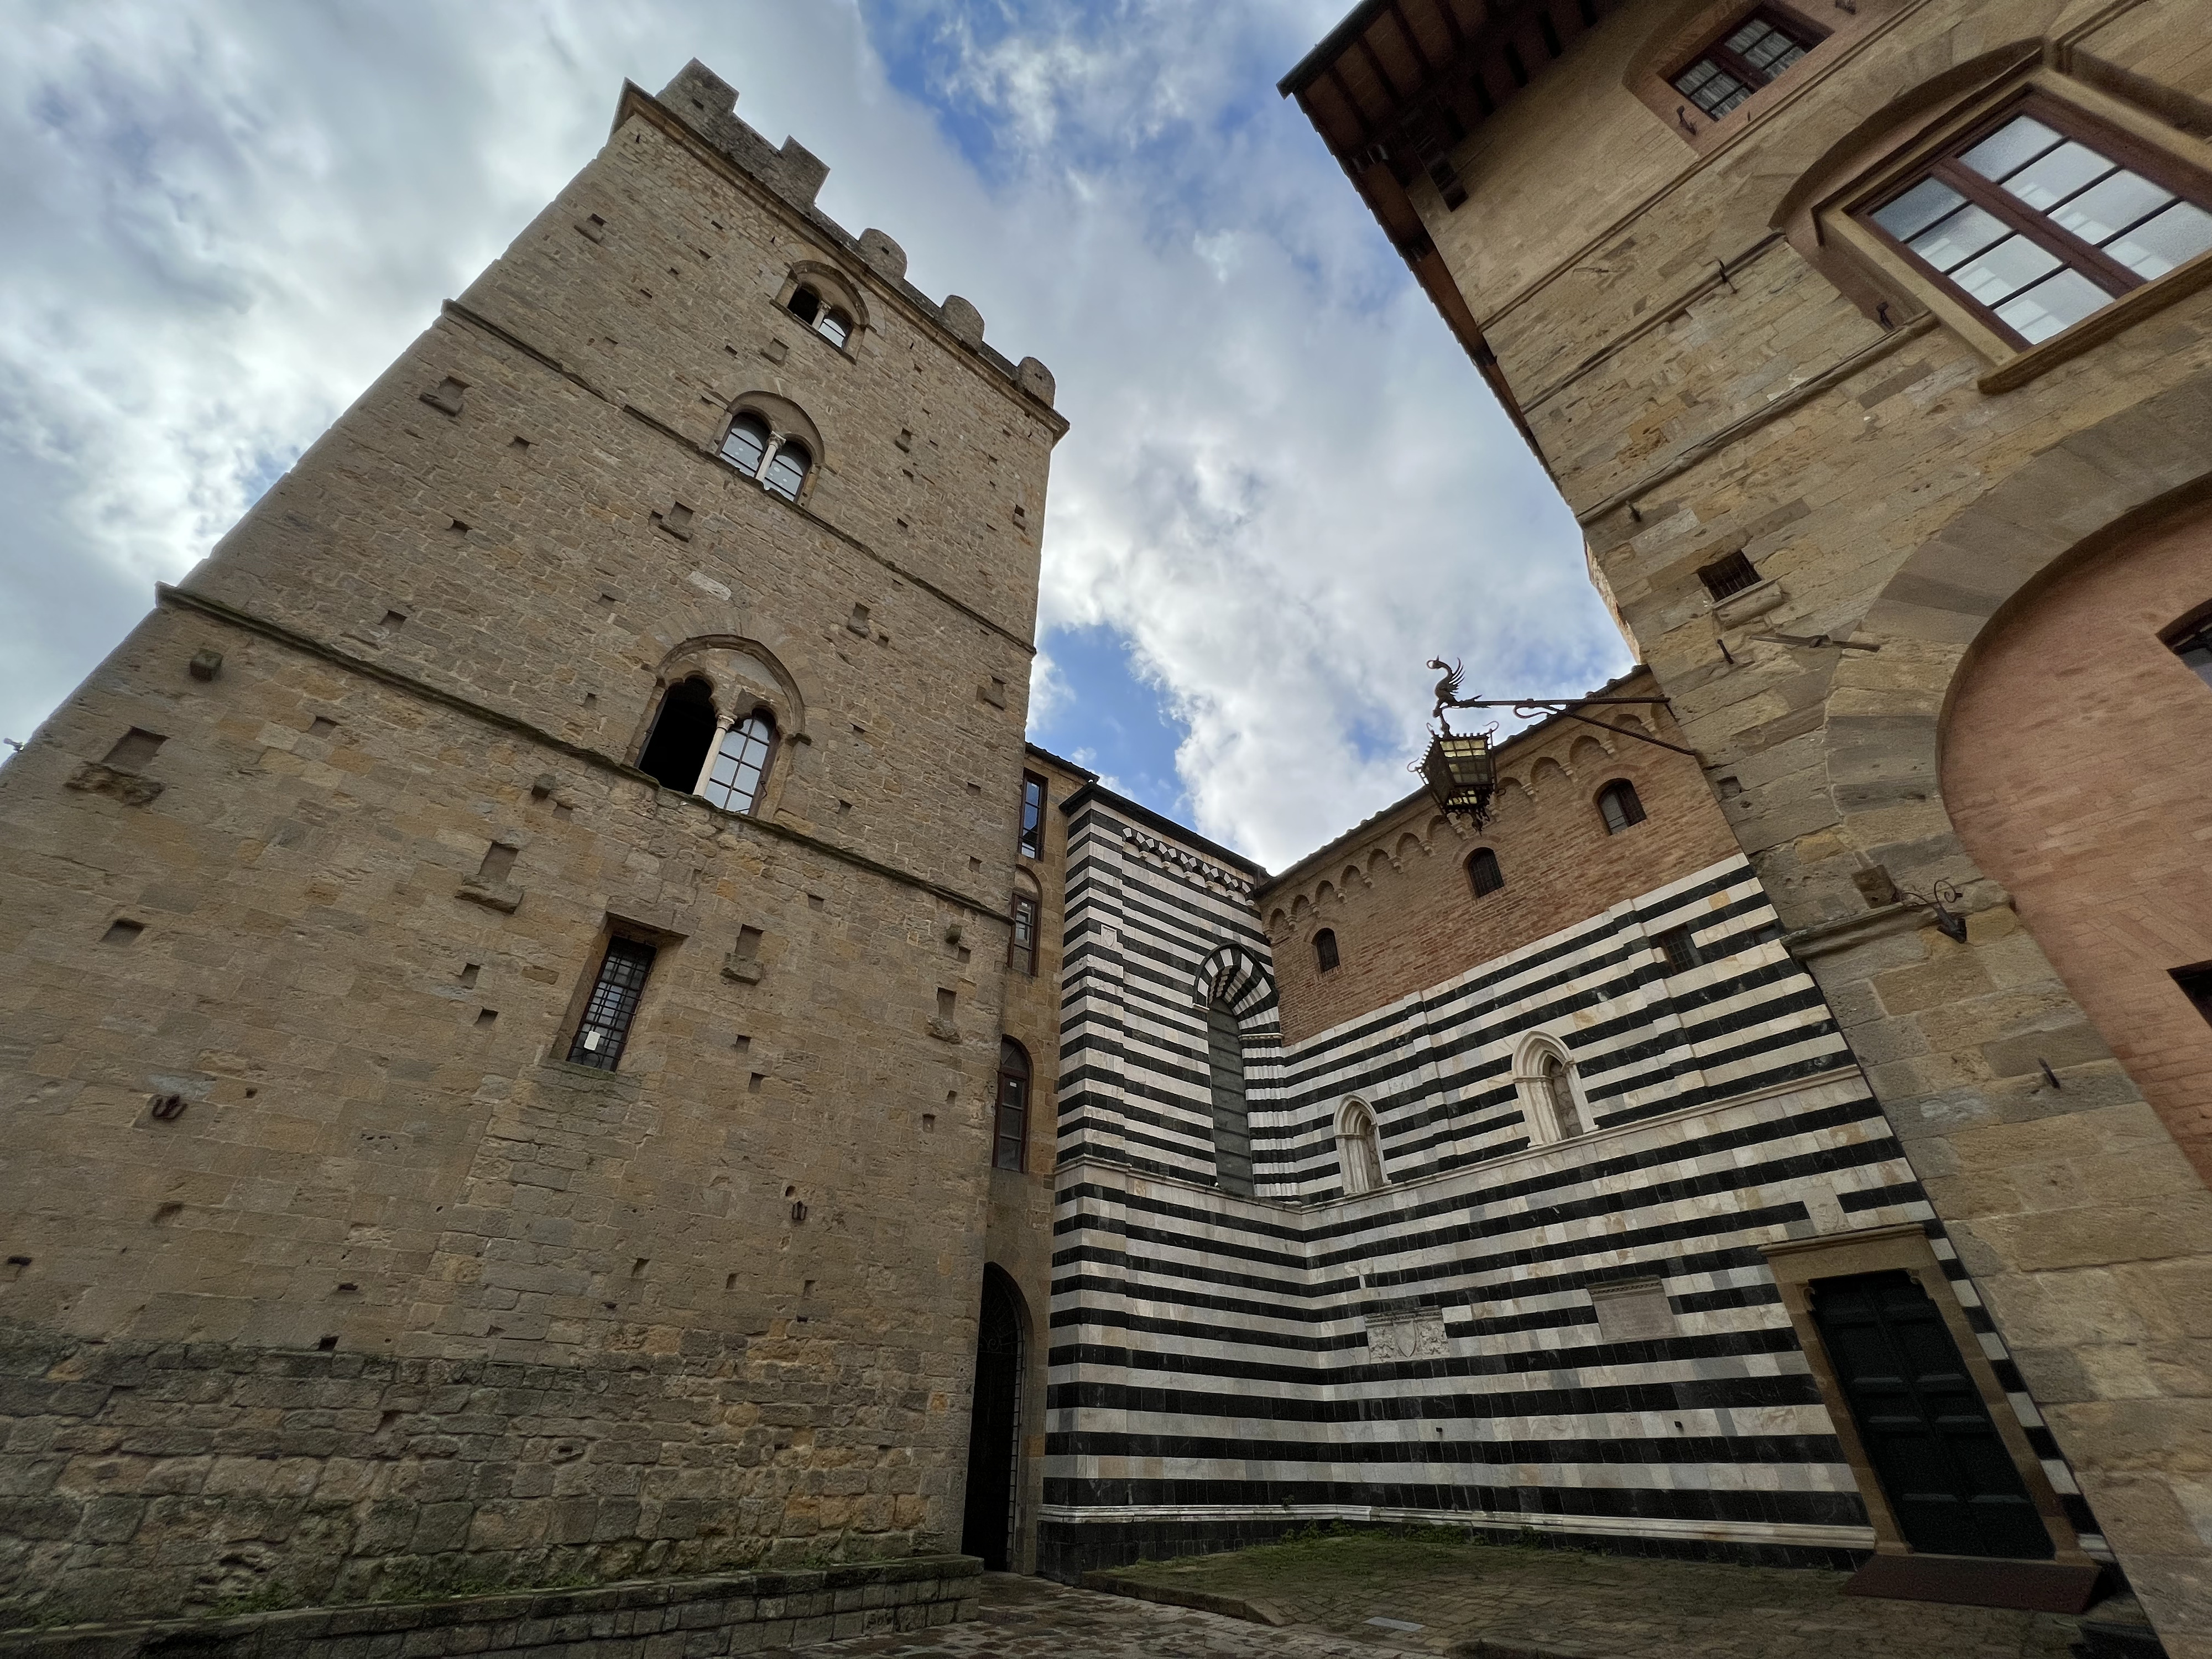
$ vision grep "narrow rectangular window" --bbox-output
[1671,7,1823,119]
[567,937,656,1071]
[1655,925,1702,974]
[1697,550,1761,600]
[1018,771,1047,859]
[1009,893,1039,976]
[1859,96,2212,348]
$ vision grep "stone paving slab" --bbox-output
[790,1571,1423,1659]
[1084,1533,2117,1659]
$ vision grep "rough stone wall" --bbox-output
[0,68,1058,1625]
[1942,502,2212,1178]
[979,746,1092,1573]
[1407,0,2212,1647]
[1261,675,1736,1047]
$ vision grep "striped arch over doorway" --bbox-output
[1192,944,1281,1197]
[1192,943,1277,1020]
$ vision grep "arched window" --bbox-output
[702,710,776,815]
[1205,989,1255,1196]
[1540,1051,1583,1138]
[785,284,853,348]
[1597,780,1647,834]
[993,1040,1030,1172]
[720,413,770,477]
[1314,928,1340,972]
[637,676,718,792]
[763,440,811,503]
[1338,1100,1386,1196]
[1467,848,1504,897]
[1515,1036,1588,1144]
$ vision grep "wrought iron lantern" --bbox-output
[1411,653,1697,828]
[1419,726,1496,825]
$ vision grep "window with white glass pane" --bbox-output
[1862,99,2212,347]
[1671,8,1822,120]
[702,712,775,814]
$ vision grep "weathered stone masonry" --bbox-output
[0,62,1063,1624]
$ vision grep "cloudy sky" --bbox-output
[0,0,1618,870]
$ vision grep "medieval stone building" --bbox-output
[6,11,2210,1655]
[1280,0,2212,1652]
[0,61,1066,1629]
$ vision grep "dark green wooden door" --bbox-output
[1811,1271,2052,1559]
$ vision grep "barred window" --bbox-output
[1654,924,1701,974]
[1467,848,1504,898]
[1862,97,2212,348]
[567,937,656,1071]
[1697,550,1761,601]
[1672,8,1822,120]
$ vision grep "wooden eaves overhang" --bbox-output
[1280,0,1629,473]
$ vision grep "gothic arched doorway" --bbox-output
[959,1265,1024,1569]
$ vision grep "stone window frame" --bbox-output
[994,1038,1031,1172]
[1761,1223,2091,1570]
[717,392,826,508]
[631,637,808,825]
[554,915,685,1078]
[772,259,869,358]
[1794,66,2212,392]
[1337,1097,1387,1196]
[1513,1032,1592,1144]
[1622,0,1897,158]
[1009,872,1041,977]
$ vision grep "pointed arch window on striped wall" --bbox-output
[1205,988,1256,1198]
[1338,1099,1386,1196]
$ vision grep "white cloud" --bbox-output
[0,0,1621,871]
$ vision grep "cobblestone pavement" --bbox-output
[1083,1533,2105,1659]
[791,1538,2138,1659]
[797,1572,1421,1659]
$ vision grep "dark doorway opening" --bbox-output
[960,1265,1023,1570]
[1811,1270,2053,1559]
[637,676,717,792]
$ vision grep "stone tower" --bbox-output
[0,61,1064,1623]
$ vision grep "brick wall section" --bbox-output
[1261,674,1739,1047]
[1942,502,2212,1183]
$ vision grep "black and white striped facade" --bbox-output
[1042,787,2100,1578]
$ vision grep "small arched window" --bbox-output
[1540,1050,1583,1138]
[702,710,776,815]
[1314,928,1340,973]
[763,440,811,503]
[1338,1101,1386,1196]
[720,413,771,477]
[1597,780,1647,834]
[1468,848,1504,897]
[994,1039,1031,1172]
[637,676,719,793]
[786,285,852,348]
